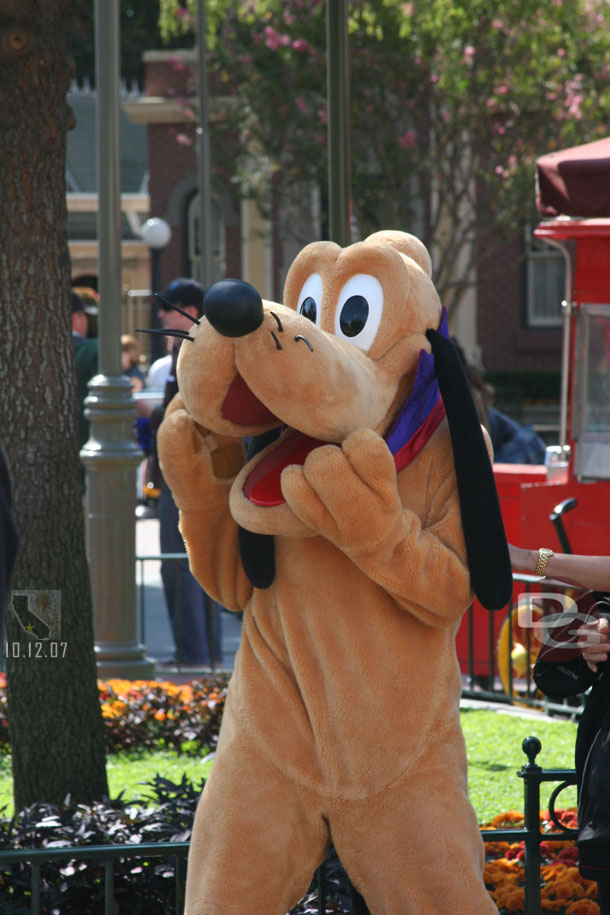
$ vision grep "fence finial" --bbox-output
[522,735,542,766]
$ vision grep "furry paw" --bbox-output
[157,409,245,509]
[281,428,403,554]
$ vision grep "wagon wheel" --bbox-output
[496,602,545,704]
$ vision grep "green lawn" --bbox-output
[106,750,215,803]
[0,751,215,819]
[0,708,579,824]
[462,707,579,823]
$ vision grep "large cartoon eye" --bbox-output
[296,273,322,326]
[334,274,383,350]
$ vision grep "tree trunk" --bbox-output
[0,0,108,810]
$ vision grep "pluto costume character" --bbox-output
[156,231,511,914]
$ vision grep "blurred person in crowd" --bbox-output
[146,344,173,392]
[452,338,546,464]
[72,285,99,338]
[147,278,223,668]
[72,291,98,452]
[121,335,146,393]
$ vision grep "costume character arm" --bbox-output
[157,396,252,611]
[281,427,471,627]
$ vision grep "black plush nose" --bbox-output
[203,279,264,338]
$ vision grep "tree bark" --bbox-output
[0,0,108,810]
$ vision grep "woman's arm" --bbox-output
[509,544,610,592]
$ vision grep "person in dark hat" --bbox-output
[72,291,98,452]
[150,278,223,668]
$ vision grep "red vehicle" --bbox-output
[456,136,610,689]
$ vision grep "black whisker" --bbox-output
[271,331,282,351]
[153,292,201,325]
[136,327,195,342]
[269,311,283,332]
[294,334,313,352]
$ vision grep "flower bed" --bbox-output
[0,673,229,756]
[483,810,599,914]
[99,676,229,754]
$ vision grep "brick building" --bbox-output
[124,49,318,304]
[477,236,563,375]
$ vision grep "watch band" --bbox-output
[535,548,554,577]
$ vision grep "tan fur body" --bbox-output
[157,232,497,913]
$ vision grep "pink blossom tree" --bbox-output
[160,0,610,314]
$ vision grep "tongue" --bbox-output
[243,431,326,506]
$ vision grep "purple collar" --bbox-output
[385,309,449,471]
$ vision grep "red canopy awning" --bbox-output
[536,136,610,218]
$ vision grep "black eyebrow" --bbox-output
[269,311,283,332]
[294,334,313,352]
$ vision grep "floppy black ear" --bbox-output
[425,329,512,610]
[237,429,280,589]
[238,525,275,590]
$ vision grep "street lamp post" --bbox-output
[196,1,213,287]
[326,0,351,247]
[141,217,172,363]
[83,0,155,680]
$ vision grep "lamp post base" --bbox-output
[95,642,156,680]
[83,373,156,682]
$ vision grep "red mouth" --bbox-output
[221,373,279,426]
[243,431,326,507]
[222,373,326,506]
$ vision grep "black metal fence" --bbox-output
[0,841,189,915]
[0,737,579,915]
[480,736,578,915]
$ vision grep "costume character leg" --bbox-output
[184,727,329,915]
[329,722,497,914]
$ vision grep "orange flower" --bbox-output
[541,808,579,832]
[481,810,598,914]
[484,841,511,858]
[542,878,585,900]
[100,702,123,719]
[565,900,600,914]
[542,863,569,881]
[584,882,598,898]
[493,884,525,912]
[485,811,525,829]
[484,859,523,884]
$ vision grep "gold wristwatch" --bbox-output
[535,548,554,578]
